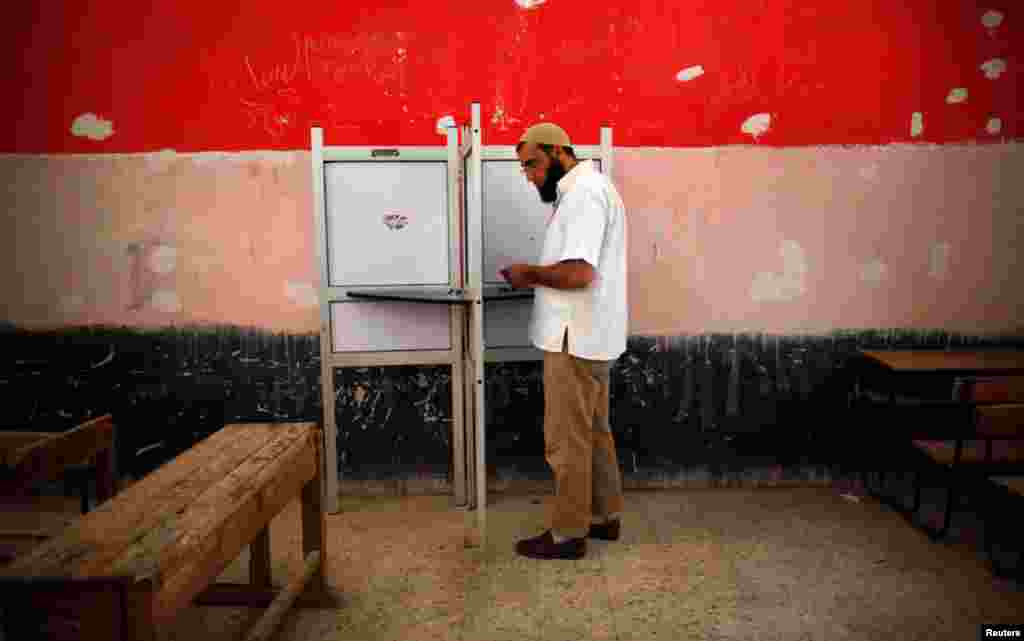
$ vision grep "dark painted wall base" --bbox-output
[1,323,1020,484]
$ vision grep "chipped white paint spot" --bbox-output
[60,294,85,313]
[191,254,218,276]
[751,240,807,303]
[71,113,114,141]
[911,112,924,137]
[515,0,546,8]
[859,163,880,182]
[284,281,318,308]
[980,58,1007,79]
[741,113,771,139]
[694,255,705,284]
[986,117,1002,134]
[149,244,177,274]
[435,115,456,136]
[491,104,512,131]
[150,290,181,312]
[981,9,1004,29]
[676,65,705,82]
[860,258,887,285]
[145,149,177,173]
[946,88,968,104]
[929,242,951,280]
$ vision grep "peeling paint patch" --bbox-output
[71,113,114,141]
[145,149,178,173]
[676,65,704,82]
[353,385,368,403]
[694,254,706,284]
[946,88,968,104]
[751,240,807,303]
[435,115,456,136]
[860,258,887,285]
[190,151,296,167]
[741,113,771,140]
[191,254,219,276]
[859,163,880,182]
[284,281,318,308]
[911,112,924,137]
[986,117,1002,135]
[60,294,85,313]
[149,244,177,275]
[491,104,512,131]
[515,0,547,8]
[981,9,1004,29]
[929,242,951,280]
[980,58,1007,80]
[150,290,181,312]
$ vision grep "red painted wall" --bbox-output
[2,1,1018,153]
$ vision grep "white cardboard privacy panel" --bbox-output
[483,299,533,348]
[331,301,451,352]
[324,161,450,287]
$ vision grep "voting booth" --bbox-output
[311,103,614,539]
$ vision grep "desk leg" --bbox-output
[915,474,955,542]
[984,483,1024,579]
[96,447,116,504]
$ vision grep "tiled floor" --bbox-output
[161,478,1022,641]
[2,477,1022,641]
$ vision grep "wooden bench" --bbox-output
[982,476,1024,578]
[906,376,1024,539]
[0,414,116,563]
[0,422,332,641]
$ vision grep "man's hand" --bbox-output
[500,264,534,289]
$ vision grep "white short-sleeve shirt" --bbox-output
[529,160,628,362]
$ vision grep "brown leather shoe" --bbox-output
[587,518,621,541]
[515,530,586,560]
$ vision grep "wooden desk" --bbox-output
[859,350,1024,376]
[0,415,116,499]
[852,349,1024,540]
[983,476,1024,578]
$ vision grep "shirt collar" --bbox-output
[556,159,593,198]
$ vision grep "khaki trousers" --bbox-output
[544,334,625,539]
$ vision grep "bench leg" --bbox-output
[250,526,272,588]
[940,483,956,538]
[123,582,158,641]
[912,470,922,513]
[301,454,326,595]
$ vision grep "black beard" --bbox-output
[538,160,567,203]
